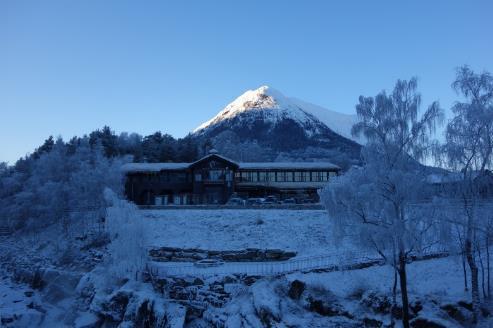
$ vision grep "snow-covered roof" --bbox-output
[189,153,239,168]
[238,162,340,170]
[122,157,339,173]
[121,163,190,173]
[426,172,464,184]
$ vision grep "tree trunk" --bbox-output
[466,238,481,323]
[464,195,481,322]
[478,241,486,298]
[391,263,398,327]
[462,251,468,292]
[487,235,491,299]
[458,229,469,291]
[398,252,410,328]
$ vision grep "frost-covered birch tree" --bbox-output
[435,66,493,322]
[104,188,147,281]
[322,78,443,328]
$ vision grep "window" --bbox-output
[249,171,258,182]
[303,171,310,182]
[294,171,303,182]
[276,172,285,182]
[259,171,267,181]
[169,172,187,182]
[241,171,248,181]
[321,172,328,181]
[285,171,293,182]
[225,171,232,182]
[195,173,202,182]
[329,171,337,178]
[268,172,276,182]
[209,170,223,181]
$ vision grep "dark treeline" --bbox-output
[10,126,202,173]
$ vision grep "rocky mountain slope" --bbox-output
[192,86,361,168]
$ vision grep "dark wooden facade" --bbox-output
[123,152,340,205]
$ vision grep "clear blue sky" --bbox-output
[1,0,492,164]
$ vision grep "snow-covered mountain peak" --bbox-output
[193,85,315,133]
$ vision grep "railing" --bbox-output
[147,251,449,278]
[147,253,383,277]
[139,204,325,210]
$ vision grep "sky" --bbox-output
[1,1,492,164]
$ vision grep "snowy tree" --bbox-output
[104,188,147,280]
[0,137,126,233]
[435,66,493,321]
[322,78,443,328]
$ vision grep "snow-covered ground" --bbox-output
[201,255,492,327]
[143,209,372,259]
[2,208,492,327]
[289,255,467,301]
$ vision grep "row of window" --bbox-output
[134,172,191,183]
[195,169,233,182]
[133,170,336,184]
[235,170,336,183]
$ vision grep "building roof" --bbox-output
[238,162,339,170]
[122,154,340,173]
[189,153,239,169]
[121,162,190,173]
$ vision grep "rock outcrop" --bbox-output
[149,247,297,262]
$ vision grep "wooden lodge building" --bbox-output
[122,150,340,205]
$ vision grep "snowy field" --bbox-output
[200,254,484,327]
[143,209,374,260]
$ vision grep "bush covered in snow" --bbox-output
[104,189,147,281]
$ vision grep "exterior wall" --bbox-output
[190,156,236,204]
[125,171,193,205]
[124,155,341,205]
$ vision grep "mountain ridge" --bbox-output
[191,86,362,168]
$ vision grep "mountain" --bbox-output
[192,86,361,168]
[287,98,364,144]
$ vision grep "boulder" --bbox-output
[307,297,353,318]
[251,281,282,325]
[235,250,259,261]
[265,249,284,260]
[280,251,297,260]
[441,303,469,323]
[362,317,383,327]
[192,278,205,286]
[361,291,392,314]
[410,317,446,328]
[288,280,305,300]
[457,300,473,311]
[100,291,131,322]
